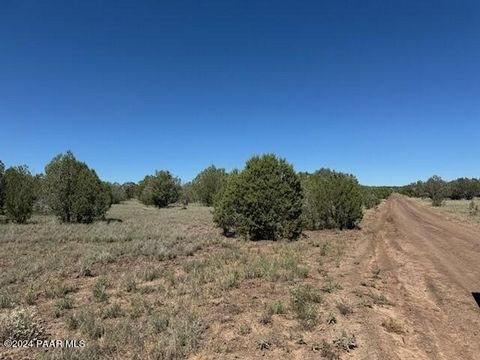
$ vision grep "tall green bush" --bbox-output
[138,171,181,207]
[4,166,35,223]
[448,178,477,200]
[302,169,363,230]
[44,152,111,223]
[424,175,446,207]
[192,165,227,206]
[213,155,303,240]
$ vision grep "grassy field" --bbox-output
[0,200,375,359]
[418,197,480,224]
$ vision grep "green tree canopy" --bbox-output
[192,165,227,206]
[138,170,181,208]
[213,154,303,240]
[44,151,111,223]
[4,165,35,223]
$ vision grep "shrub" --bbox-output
[4,166,35,223]
[0,308,44,341]
[213,154,304,240]
[191,165,227,206]
[424,175,446,207]
[44,152,111,223]
[138,171,181,207]
[180,181,196,206]
[302,169,363,230]
[448,178,478,200]
[469,200,478,216]
[361,189,380,209]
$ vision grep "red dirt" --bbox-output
[352,194,480,359]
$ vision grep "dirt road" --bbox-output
[354,194,480,359]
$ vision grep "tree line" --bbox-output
[0,152,393,240]
[400,176,480,207]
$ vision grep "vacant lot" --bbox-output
[0,201,367,359]
[1,196,479,360]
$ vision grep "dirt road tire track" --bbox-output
[356,195,480,360]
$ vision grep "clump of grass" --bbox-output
[259,310,272,325]
[157,251,177,262]
[78,311,104,339]
[382,318,404,334]
[320,241,334,256]
[78,260,94,277]
[267,300,286,315]
[291,284,323,328]
[218,270,239,290]
[372,267,381,280]
[141,267,161,282]
[25,289,36,306]
[92,277,109,302]
[291,284,323,304]
[129,296,152,319]
[151,312,170,334]
[55,296,74,311]
[149,310,204,359]
[325,312,337,325]
[243,250,308,282]
[101,303,123,319]
[366,292,392,306]
[336,302,353,316]
[333,330,357,352]
[469,200,478,216]
[121,274,137,293]
[257,339,272,351]
[312,340,339,360]
[45,283,77,299]
[238,323,251,336]
[65,314,79,331]
[0,293,15,309]
[321,279,342,293]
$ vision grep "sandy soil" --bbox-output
[351,194,480,360]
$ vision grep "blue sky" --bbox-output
[1,1,479,185]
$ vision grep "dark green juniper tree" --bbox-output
[424,175,446,207]
[214,154,304,240]
[44,151,111,223]
[138,170,181,208]
[302,169,363,230]
[4,165,35,223]
[192,165,227,206]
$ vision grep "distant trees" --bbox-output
[448,178,478,200]
[191,165,227,206]
[361,186,394,209]
[44,152,111,223]
[108,183,127,204]
[4,166,35,223]
[302,169,363,230]
[138,171,181,207]
[181,182,196,206]
[213,154,303,240]
[400,176,480,206]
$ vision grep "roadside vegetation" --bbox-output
[401,175,480,206]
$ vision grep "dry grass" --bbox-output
[0,200,364,359]
[418,197,480,223]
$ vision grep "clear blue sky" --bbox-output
[1,1,479,185]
